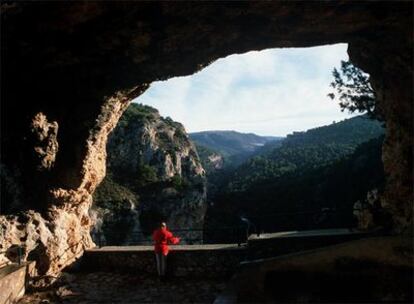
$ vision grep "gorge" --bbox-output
[91,103,206,245]
[0,1,412,296]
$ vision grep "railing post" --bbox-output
[237,227,241,247]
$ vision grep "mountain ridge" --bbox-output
[189,130,283,157]
[225,115,385,192]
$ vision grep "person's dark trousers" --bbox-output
[155,253,167,280]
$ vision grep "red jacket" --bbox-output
[152,227,180,255]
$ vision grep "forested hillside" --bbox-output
[190,130,282,168]
[204,135,385,240]
[203,116,385,240]
[94,105,385,245]
[190,130,281,156]
[226,116,384,192]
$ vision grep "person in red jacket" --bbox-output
[152,222,180,280]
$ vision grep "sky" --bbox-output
[133,43,356,137]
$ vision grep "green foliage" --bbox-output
[174,127,188,141]
[93,175,138,245]
[156,132,180,154]
[134,164,158,188]
[328,60,380,119]
[205,136,385,236]
[100,203,136,245]
[164,116,184,130]
[93,174,138,208]
[193,143,222,173]
[225,116,384,192]
[170,174,190,192]
[190,130,281,160]
[95,102,207,243]
[105,102,200,196]
[117,103,158,128]
[171,174,183,190]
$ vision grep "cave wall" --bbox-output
[0,1,412,278]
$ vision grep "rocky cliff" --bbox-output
[91,103,207,244]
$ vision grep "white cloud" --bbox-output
[134,43,354,136]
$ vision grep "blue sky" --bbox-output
[133,43,355,136]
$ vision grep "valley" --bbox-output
[94,104,385,245]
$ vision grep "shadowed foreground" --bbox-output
[18,272,226,304]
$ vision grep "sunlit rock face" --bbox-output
[0,1,412,279]
[208,154,224,170]
[0,87,146,281]
[92,104,207,244]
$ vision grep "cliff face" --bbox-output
[1,1,412,279]
[207,154,224,171]
[0,89,144,280]
[92,104,206,244]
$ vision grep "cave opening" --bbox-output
[92,43,386,246]
[0,2,411,288]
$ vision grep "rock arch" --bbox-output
[1,1,412,277]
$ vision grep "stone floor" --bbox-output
[90,244,242,251]
[18,272,228,304]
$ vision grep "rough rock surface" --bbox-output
[1,1,412,279]
[91,103,206,244]
[208,154,224,170]
[30,113,59,172]
[1,86,147,280]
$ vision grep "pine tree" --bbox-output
[328,60,381,119]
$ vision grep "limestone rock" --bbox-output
[92,104,207,244]
[0,87,146,280]
[30,113,59,171]
[208,154,224,170]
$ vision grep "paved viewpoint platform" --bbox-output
[247,228,371,259]
[227,236,413,303]
[82,229,372,278]
[83,244,245,278]
[250,228,366,239]
[88,244,242,252]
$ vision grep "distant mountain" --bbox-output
[204,116,386,241]
[280,115,384,148]
[226,115,385,192]
[189,130,282,157]
[190,131,283,207]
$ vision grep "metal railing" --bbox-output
[92,225,249,248]
[92,208,358,248]
[245,208,356,234]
